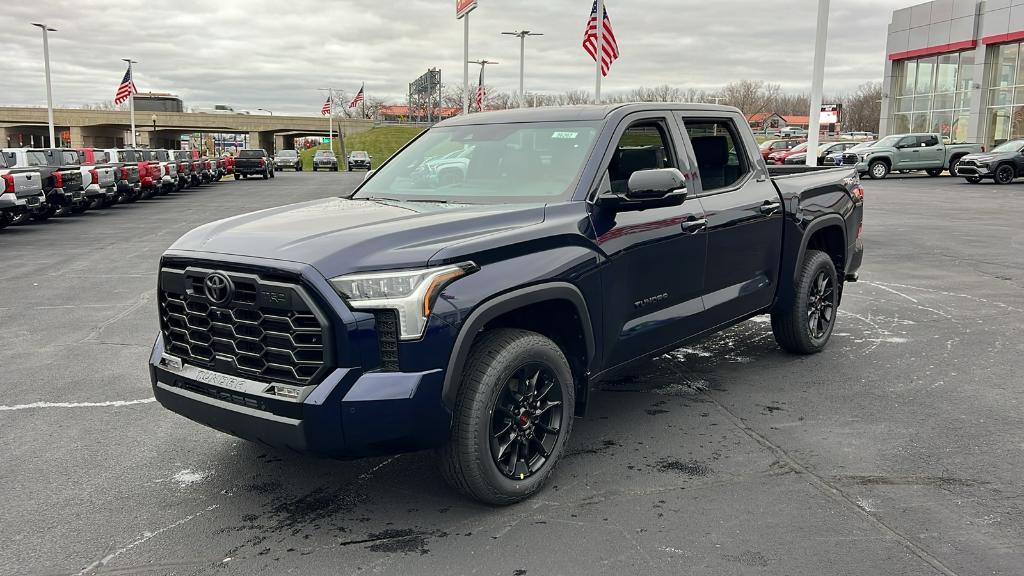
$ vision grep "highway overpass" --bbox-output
[0,107,373,152]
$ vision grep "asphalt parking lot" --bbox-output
[1,172,1022,576]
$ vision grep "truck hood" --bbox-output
[169,197,545,278]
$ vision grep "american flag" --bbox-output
[348,84,364,109]
[321,95,333,116]
[475,66,485,111]
[113,65,137,105]
[582,1,619,77]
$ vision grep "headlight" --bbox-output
[330,262,478,340]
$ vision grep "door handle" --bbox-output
[760,201,782,215]
[681,218,707,233]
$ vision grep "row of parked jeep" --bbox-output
[0,148,256,229]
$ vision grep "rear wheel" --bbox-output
[925,168,943,177]
[868,160,889,180]
[771,249,838,354]
[994,164,1016,185]
[438,328,574,505]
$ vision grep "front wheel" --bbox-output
[234,173,241,180]
[925,168,943,177]
[771,249,838,355]
[868,160,889,180]
[438,328,574,505]
[994,164,1016,185]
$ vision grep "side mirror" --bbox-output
[626,168,686,200]
[599,168,687,212]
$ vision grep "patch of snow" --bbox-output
[172,469,211,487]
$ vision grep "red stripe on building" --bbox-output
[981,29,1024,45]
[887,39,977,61]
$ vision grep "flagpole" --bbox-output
[463,13,470,115]
[594,0,603,103]
[329,88,334,152]
[122,58,137,147]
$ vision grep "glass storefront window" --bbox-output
[900,60,917,97]
[936,53,958,93]
[892,50,973,141]
[893,114,911,134]
[915,57,936,94]
[995,43,1019,88]
[957,52,975,92]
[990,88,1013,107]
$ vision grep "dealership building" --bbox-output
[880,0,1024,145]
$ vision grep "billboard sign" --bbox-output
[457,0,477,19]
[820,103,841,125]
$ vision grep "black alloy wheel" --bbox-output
[490,363,565,481]
[807,269,836,340]
[994,164,1016,185]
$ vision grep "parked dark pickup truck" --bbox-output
[102,149,144,202]
[233,149,274,179]
[2,148,85,219]
[150,104,864,504]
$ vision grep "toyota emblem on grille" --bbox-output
[204,272,234,305]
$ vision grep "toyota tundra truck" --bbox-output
[857,132,983,179]
[150,104,864,504]
[2,148,85,219]
[0,151,45,228]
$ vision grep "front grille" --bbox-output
[159,265,330,386]
[959,160,978,167]
[374,310,400,371]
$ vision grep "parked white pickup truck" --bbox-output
[0,150,45,228]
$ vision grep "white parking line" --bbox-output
[0,398,156,411]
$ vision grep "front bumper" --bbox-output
[149,337,451,457]
[955,164,994,177]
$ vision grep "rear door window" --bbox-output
[681,118,751,193]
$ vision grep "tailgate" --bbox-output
[5,169,44,197]
[98,167,116,186]
[60,168,84,190]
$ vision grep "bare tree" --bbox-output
[720,80,782,117]
[837,82,882,132]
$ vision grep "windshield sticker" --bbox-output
[551,132,579,139]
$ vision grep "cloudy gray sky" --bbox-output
[1,0,912,115]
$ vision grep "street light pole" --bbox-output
[502,31,543,107]
[31,23,57,147]
[122,58,138,147]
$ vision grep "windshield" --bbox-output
[62,151,81,165]
[875,135,903,148]
[92,150,109,163]
[276,150,298,158]
[788,143,809,153]
[350,151,369,159]
[238,150,264,158]
[758,140,777,150]
[315,151,334,158]
[848,141,876,152]
[991,139,1024,153]
[356,121,600,203]
[154,150,170,161]
[26,151,50,166]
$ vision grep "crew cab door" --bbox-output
[916,134,944,167]
[894,135,923,169]
[594,114,708,368]
[676,113,784,328]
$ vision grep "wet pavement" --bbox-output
[1,172,1021,575]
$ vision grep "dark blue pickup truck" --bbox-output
[150,104,863,504]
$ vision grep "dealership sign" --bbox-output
[457,0,477,19]
[820,104,841,125]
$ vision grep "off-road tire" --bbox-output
[771,249,839,354]
[948,154,966,175]
[437,328,575,505]
[868,160,889,180]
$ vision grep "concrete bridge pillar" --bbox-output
[69,126,84,148]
